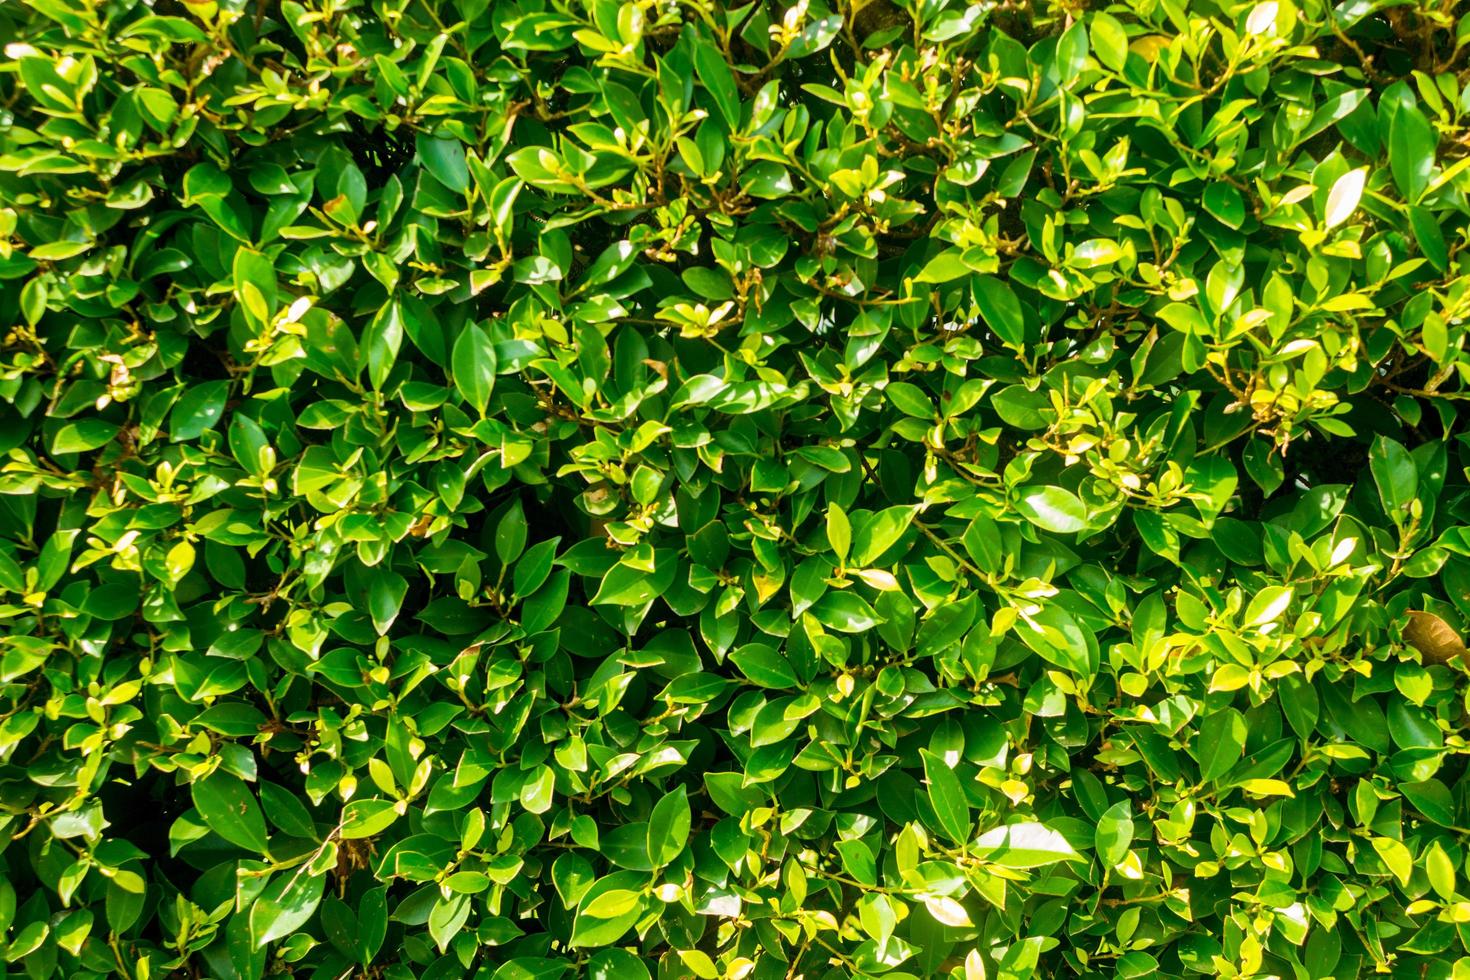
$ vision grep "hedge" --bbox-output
[2,0,1470,976]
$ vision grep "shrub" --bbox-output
[3,0,1470,976]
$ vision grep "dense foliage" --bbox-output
[4,0,1470,976]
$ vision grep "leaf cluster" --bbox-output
[3,0,1470,977]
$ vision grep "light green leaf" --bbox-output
[1243,585,1293,628]
[1371,836,1413,887]
[1014,485,1088,533]
[973,823,1078,868]
[1323,168,1366,228]
[521,767,555,814]
[1095,801,1133,867]
[570,873,645,948]
[852,506,916,566]
[249,868,325,948]
[340,799,400,839]
[647,786,691,866]
[827,502,851,565]
[1090,12,1128,71]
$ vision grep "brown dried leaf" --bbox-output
[1403,610,1467,666]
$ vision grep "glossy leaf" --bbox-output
[191,771,270,854]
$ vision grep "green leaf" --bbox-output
[1371,836,1413,887]
[513,537,559,597]
[367,568,408,636]
[730,643,799,689]
[1202,183,1245,229]
[1016,602,1091,674]
[835,839,877,885]
[591,559,676,605]
[1369,435,1417,519]
[50,420,119,454]
[452,323,498,416]
[250,868,325,948]
[1095,801,1133,867]
[1242,585,1293,627]
[19,278,45,326]
[1055,21,1089,81]
[428,894,469,951]
[521,767,556,814]
[170,381,231,442]
[582,241,640,289]
[1400,778,1454,826]
[340,799,400,839]
[570,873,645,947]
[552,853,596,907]
[1323,168,1365,228]
[693,38,740,130]
[647,786,691,866]
[740,161,792,198]
[915,250,971,284]
[496,501,528,564]
[923,894,973,928]
[183,162,231,199]
[962,515,1003,573]
[921,749,970,845]
[363,300,404,390]
[1427,842,1456,900]
[165,540,195,580]
[417,135,470,193]
[827,502,851,565]
[973,823,1079,868]
[1389,100,1435,204]
[581,888,639,920]
[1197,708,1246,782]
[991,385,1050,430]
[260,782,318,840]
[973,275,1026,347]
[1409,204,1449,271]
[1014,485,1088,533]
[493,959,573,980]
[851,506,915,566]
[810,591,882,633]
[233,247,277,322]
[1089,12,1128,71]
[790,557,831,617]
[321,895,361,960]
[588,950,651,980]
[191,771,269,853]
[6,7,1464,974]
[887,381,934,418]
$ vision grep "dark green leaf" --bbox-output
[191,771,269,854]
